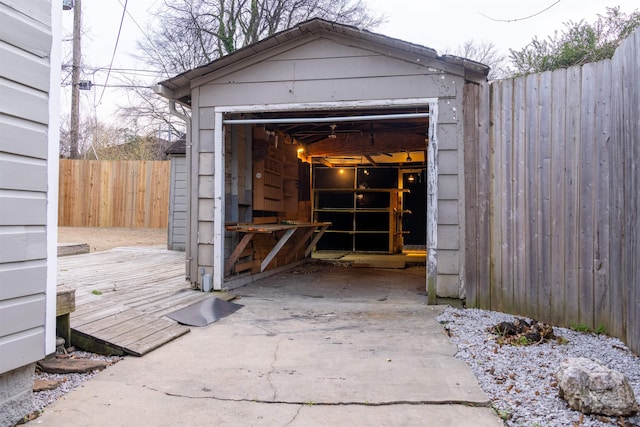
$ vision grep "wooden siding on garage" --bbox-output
[190,35,470,297]
[168,156,187,250]
[0,0,50,374]
[198,39,459,107]
[466,28,640,355]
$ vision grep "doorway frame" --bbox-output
[212,98,439,300]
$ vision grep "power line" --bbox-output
[93,84,153,89]
[480,0,562,23]
[115,0,171,77]
[96,0,128,106]
[63,64,164,74]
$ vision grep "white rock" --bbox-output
[556,357,639,416]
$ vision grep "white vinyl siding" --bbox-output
[0,0,51,374]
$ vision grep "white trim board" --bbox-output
[211,98,439,293]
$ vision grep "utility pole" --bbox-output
[69,0,82,159]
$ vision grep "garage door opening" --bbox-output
[220,103,432,285]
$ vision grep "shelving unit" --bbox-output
[252,129,299,217]
[312,183,407,253]
[253,154,284,212]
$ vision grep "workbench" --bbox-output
[224,222,331,276]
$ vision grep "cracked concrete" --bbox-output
[33,264,502,426]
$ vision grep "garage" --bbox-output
[154,18,489,303]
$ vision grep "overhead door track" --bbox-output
[223,112,429,125]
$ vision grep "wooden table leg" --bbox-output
[260,228,297,272]
[286,226,317,263]
[224,233,255,276]
[305,225,330,257]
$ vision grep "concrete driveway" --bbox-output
[35,263,502,426]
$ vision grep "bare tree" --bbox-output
[139,0,385,76]
[116,77,186,140]
[447,39,508,80]
[119,0,383,146]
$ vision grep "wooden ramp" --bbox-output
[57,247,215,356]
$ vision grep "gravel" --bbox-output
[31,351,123,413]
[437,307,640,427]
[27,309,640,426]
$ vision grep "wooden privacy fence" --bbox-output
[58,160,170,229]
[465,28,639,355]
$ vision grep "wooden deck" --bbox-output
[57,247,215,356]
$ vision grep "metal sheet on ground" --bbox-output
[166,297,243,327]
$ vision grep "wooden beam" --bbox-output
[307,132,427,157]
[286,226,317,263]
[224,233,255,276]
[56,289,76,316]
[364,154,377,166]
[261,228,297,271]
[71,329,126,356]
[318,157,334,168]
[305,224,330,257]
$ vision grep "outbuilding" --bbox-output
[155,19,489,303]
[165,138,187,251]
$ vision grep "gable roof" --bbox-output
[155,18,490,104]
[165,138,186,155]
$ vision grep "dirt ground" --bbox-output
[58,227,168,252]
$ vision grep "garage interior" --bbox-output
[223,105,429,280]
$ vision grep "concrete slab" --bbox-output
[33,264,502,426]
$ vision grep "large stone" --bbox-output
[38,358,108,374]
[556,357,639,417]
[33,379,61,392]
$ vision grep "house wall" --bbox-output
[0,0,55,424]
[167,155,187,250]
[187,37,469,298]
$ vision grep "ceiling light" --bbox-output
[328,124,337,139]
[406,151,412,162]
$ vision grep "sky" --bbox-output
[61,0,640,127]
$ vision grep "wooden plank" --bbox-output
[224,233,255,276]
[70,329,126,356]
[305,224,331,257]
[476,81,491,309]
[538,70,553,322]
[462,83,479,307]
[500,78,514,313]
[233,260,255,273]
[514,74,528,317]
[593,60,612,333]
[56,289,75,316]
[563,66,582,327]
[550,68,567,325]
[488,80,503,312]
[253,216,278,224]
[261,228,296,271]
[578,63,596,328]
[608,48,624,340]
[525,72,541,320]
[286,226,316,264]
[109,317,184,346]
[125,324,190,357]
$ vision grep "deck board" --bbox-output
[58,247,215,356]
